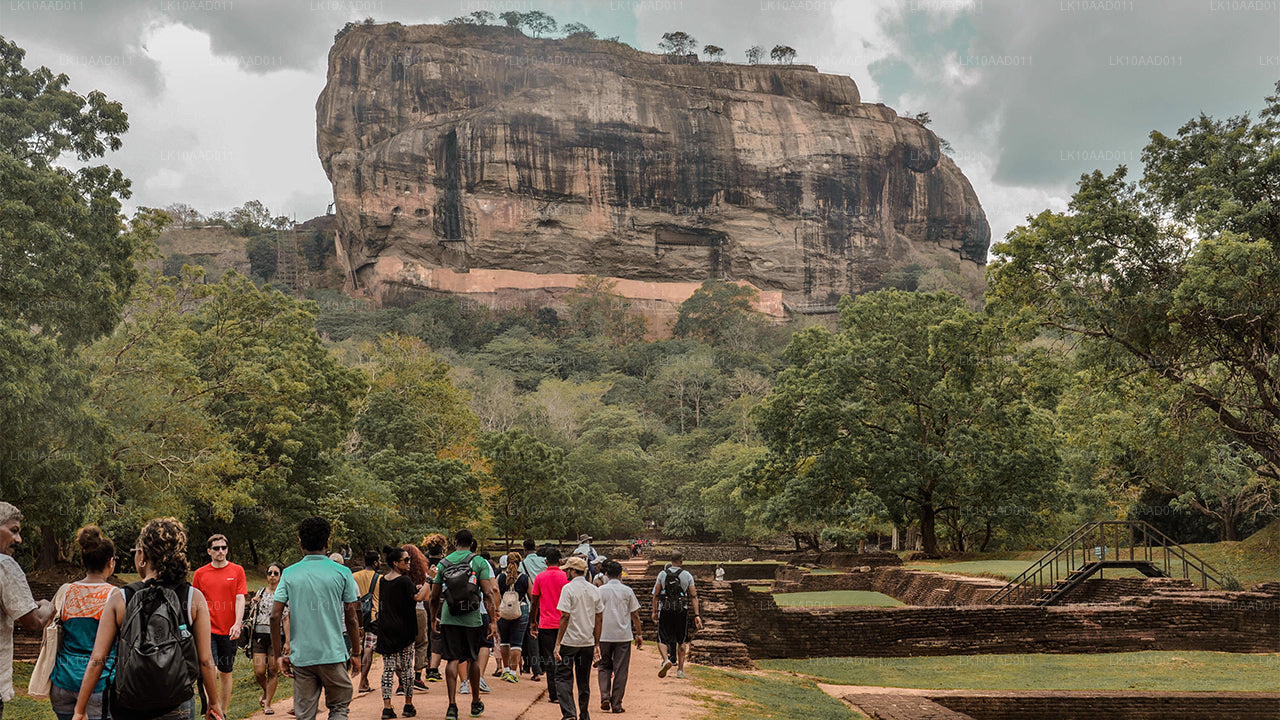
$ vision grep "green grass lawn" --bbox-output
[691,666,866,720]
[8,654,292,720]
[762,651,1280,692]
[772,591,904,608]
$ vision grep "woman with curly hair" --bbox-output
[420,534,448,683]
[72,518,221,720]
[400,545,430,694]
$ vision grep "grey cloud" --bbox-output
[878,0,1279,188]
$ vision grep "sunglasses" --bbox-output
[210,546,228,551]
[267,571,281,576]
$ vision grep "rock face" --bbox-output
[317,24,990,319]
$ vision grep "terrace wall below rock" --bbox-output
[930,690,1280,720]
[729,583,1280,658]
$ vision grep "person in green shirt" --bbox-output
[428,529,498,720]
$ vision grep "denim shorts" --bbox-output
[51,685,103,720]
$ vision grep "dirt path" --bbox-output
[245,643,705,720]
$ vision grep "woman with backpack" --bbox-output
[377,547,429,719]
[71,517,221,720]
[248,562,286,715]
[49,526,120,720]
[493,551,529,685]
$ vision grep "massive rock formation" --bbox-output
[317,23,990,325]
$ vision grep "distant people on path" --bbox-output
[421,534,448,684]
[51,526,119,720]
[553,556,602,720]
[596,559,642,714]
[248,562,286,715]
[714,564,725,582]
[651,552,701,680]
[494,551,529,684]
[352,550,381,694]
[529,547,568,705]
[73,517,221,720]
[192,533,247,719]
[428,528,498,720]
[377,546,429,718]
[271,517,360,720]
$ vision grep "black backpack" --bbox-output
[439,552,482,615]
[661,567,688,612]
[110,580,202,720]
[360,574,380,631]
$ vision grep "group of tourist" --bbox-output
[0,501,702,720]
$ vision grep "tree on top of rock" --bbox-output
[745,45,763,64]
[522,10,557,37]
[659,31,697,56]
[771,45,796,64]
[702,45,724,62]
[562,22,596,39]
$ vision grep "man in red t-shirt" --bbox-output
[192,533,248,718]
[528,547,568,705]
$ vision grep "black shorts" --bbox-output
[211,633,237,673]
[658,610,690,647]
[439,624,484,662]
[251,630,273,656]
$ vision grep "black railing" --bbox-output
[986,521,1225,605]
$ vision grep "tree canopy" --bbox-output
[988,82,1280,483]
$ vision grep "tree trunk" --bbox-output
[38,524,58,570]
[919,504,939,555]
[1222,502,1240,542]
[979,520,993,552]
[248,537,261,567]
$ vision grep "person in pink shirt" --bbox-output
[192,533,247,719]
[527,547,567,706]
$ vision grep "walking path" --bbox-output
[248,642,704,720]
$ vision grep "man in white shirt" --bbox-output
[595,560,642,714]
[0,503,55,720]
[553,556,603,720]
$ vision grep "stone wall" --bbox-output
[730,583,1280,658]
[772,566,1199,606]
[930,691,1280,720]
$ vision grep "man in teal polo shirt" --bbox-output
[272,517,362,720]
[429,528,498,720]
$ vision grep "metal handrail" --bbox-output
[986,520,1225,604]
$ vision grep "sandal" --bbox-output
[264,708,275,715]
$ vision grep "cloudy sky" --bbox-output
[2,0,1277,248]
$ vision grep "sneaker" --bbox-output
[402,705,416,718]
[501,669,518,684]
[458,680,470,695]
[396,685,405,696]
[413,679,429,691]
[381,709,396,720]
[444,704,458,720]
[676,669,686,679]
[658,660,673,678]
[426,669,443,682]
[478,678,491,694]
[469,700,484,718]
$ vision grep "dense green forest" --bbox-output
[2,37,1276,570]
